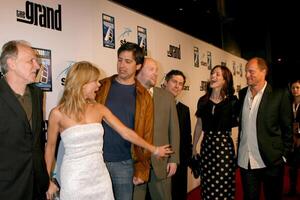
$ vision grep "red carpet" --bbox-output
[187,166,300,200]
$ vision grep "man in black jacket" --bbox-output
[237,57,293,200]
[0,40,49,200]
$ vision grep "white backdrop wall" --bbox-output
[0,0,247,192]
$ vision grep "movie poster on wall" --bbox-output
[200,81,208,91]
[194,47,199,67]
[137,26,147,55]
[167,44,181,59]
[207,51,212,70]
[239,63,243,77]
[33,47,52,91]
[232,60,236,76]
[102,13,115,49]
[200,52,207,67]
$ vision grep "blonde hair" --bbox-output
[59,61,101,122]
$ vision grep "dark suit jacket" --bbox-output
[176,102,192,166]
[0,78,49,200]
[238,84,293,166]
[151,87,180,179]
[294,102,300,124]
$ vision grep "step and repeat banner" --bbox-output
[0,0,247,191]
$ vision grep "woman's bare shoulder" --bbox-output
[49,105,63,119]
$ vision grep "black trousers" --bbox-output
[287,145,300,192]
[240,164,284,200]
[171,164,188,200]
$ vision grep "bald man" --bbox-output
[133,58,180,200]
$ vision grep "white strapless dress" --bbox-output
[60,123,114,200]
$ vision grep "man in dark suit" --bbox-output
[0,40,49,200]
[163,70,192,200]
[237,57,293,200]
[134,58,180,200]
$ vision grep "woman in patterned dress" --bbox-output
[192,65,239,199]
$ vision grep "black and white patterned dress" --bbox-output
[196,96,238,200]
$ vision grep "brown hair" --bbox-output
[202,65,235,102]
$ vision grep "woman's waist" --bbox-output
[203,130,232,137]
[64,148,102,159]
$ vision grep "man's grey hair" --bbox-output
[0,40,31,74]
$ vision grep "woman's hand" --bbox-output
[46,181,59,200]
[153,144,173,158]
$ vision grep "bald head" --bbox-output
[137,58,158,89]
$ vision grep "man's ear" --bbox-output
[263,69,267,76]
[6,57,16,71]
[162,80,167,88]
[136,63,142,71]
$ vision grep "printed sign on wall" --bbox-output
[201,52,207,67]
[33,47,52,91]
[16,1,62,31]
[232,61,237,75]
[102,13,115,49]
[167,44,181,59]
[200,81,208,91]
[194,47,199,67]
[119,27,132,45]
[207,51,212,70]
[137,26,147,55]
[57,61,75,86]
[239,63,243,77]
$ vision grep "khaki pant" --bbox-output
[133,169,171,200]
